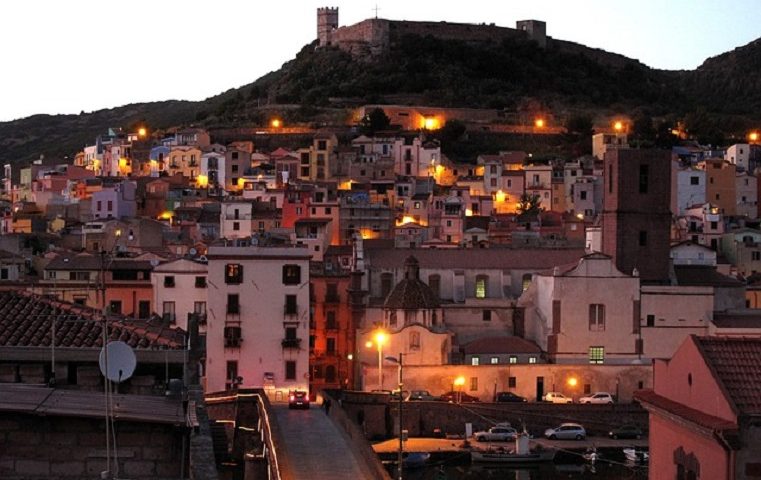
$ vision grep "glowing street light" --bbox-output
[749,131,759,143]
[454,375,466,404]
[271,119,282,128]
[613,121,624,132]
[567,376,578,387]
[137,127,147,138]
[534,118,545,128]
[367,329,388,391]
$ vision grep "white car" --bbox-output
[543,392,573,404]
[544,423,586,440]
[473,425,518,442]
[579,392,615,404]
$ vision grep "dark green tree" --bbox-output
[358,108,391,135]
[517,193,543,216]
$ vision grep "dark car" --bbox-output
[288,390,310,409]
[496,391,527,403]
[440,391,480,403]
[408,390,438,401]
[608,425,643,439]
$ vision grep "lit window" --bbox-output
[490,357,499,365]
[225,264,243,284]
[475,275,488,298]
[528,356,537,364]
[589,346,605,364]
[471,356,480,366]
[509,356,518,364]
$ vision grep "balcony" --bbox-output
[282,338,301,349]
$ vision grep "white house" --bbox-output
[151,258,208,331]
[725,143,750,171]
[205,246,311,396]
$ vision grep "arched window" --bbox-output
[409,331,420,349]
[475,275,488,299]
[325,365,336,383]
[428,274,441,299]
[522,273,533,292]
[381,272,394,298]
[389,311,397,327]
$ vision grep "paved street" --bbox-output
[272,403,374,479]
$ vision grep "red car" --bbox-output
[288,390,310,409]
[439,391,480,403]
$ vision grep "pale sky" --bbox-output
[0,0,758,122]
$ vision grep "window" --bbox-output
[194,301,206,316]
[232,222,240,231]
[326,311,337,330]
[508,376,516,388]
[163,301,175,322]
[225,264,243,284]
[389,311,397,327]
[753,252,761,261]
[285,361,297,380]
[380,272,394,298]
[107,201,113,211]
[326,283,339,302]
[639,164,649,193]
[470,377,478,391]
[589,304,605,331]
[490,357,499,364]
[227,294,240,314]
[522,273,533,292]
[164,276,176,288]
[326,337,336,353]
[690,176,700,185]
[482,310,491,321]
[509,356,518,364]
[646,314,655,327]
[580,191,587,200]
[309,336,315,349]
[226,361,239,388]
[475,275,488,298]
[282,264,301,285]
[528,357,537,364]
[471,356,480,366]
[195,276,206,288]
[109,300,122,314]
[409,331,420,349]
[285,294,297,315]
[589,346,605,364]
[639,231,647,247]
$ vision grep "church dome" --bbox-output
[383,256,440,310]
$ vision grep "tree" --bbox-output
[517,193,543,216]
[358,108,391,135]
[439,119,467,144]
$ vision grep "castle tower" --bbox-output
[317,7,339,47]
[516,20,547,48]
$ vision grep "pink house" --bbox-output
[637,336,761,479]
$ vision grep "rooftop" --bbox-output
[462,336,542,354]
[366,247,585,270]
[695,336,761,416]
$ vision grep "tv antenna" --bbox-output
[373,4,380,19]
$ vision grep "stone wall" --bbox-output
[0,413,184,479]
[337,392,648,440]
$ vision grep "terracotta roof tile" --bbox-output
[0,291,184,350]
[695,336,761,416]
[635,389,739,431]
[462,336,542,354]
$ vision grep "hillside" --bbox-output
[1,29,760,166]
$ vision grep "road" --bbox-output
[272,403,375,479]
[373,436,648,453]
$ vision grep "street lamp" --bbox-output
[366,330,387,391]
[386,354,404,480]
[613,121,624,132]
[454,376,466,404]
[534,118,545,129]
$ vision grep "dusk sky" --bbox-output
[1,0,759,122]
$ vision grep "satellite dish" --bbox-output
[150,259,160,267]
[99,341,137,383]
[189,247,198,256]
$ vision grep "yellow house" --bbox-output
[168,146,202,180]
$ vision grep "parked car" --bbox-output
[473,425,518,442]
[495,391,527,403]
[408,390,438,401]
[608,425,643,439]
[543,392,573,404]
[440,391,480,403]
[579,392,615,404]
[288,390,310,409]
[544,423,586,440]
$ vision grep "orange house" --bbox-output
[309,271,355,393]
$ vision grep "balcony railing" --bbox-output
[281,338,301,349]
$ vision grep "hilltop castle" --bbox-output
[317,7,547,56]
